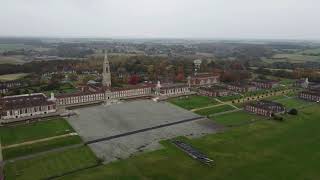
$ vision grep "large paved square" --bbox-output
[67,100,221,162]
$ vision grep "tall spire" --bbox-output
[102,50,111,87]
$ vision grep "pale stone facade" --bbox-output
[245,100,286,117]
[227,83,257,93]
[198,87,231,97]
[251,80,279,89]
[299,90,320,102]
[155,81,191,97]
[188,74,219,87]
[56,92,106,106]
[0,93,57,123]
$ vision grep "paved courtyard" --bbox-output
[67,100,222,162]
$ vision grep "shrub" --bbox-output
[288,108,298,115]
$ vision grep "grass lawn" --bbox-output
[212,111,266,126]
[274,97,313,109]
[265,95,288,101]
[217,94,242,102]
[0,56,26,65]
[2,136,82,160]
[0,44,32,53]
[194,105,235,116]
[272,53,320,62]
[169,95,219,110]
[0,73,29,81]
[0,118,74,146]
[57,104,320,180]
[4,146,99,180]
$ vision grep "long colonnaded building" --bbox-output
[0,93,57,124]
[154,81,192,98]
[251,80,279,89]
[55,84,154,107]
[245,100,286,117]
[187,73,219,87]
[198,86,232,97]
[299,90,320,102]
[227,82,257,93]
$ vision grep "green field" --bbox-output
[0,56,26,65]
[217,94,243,102]
[274,97,313,109]
[169,95,219,110]
[0,44,33,53]
[212,111,266,126]
[0,118,74,146]
[4,146,99,180]
[194,105,235,116]
[2,136,82,160]
[56,104,320,180]
[298,48,320,55]
[0,73,29,81]
[266,53,320,63]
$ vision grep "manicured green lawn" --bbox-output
[169,95,219,110]
[217,94,243,102]
[57,104,320,180]
[4,146,99,180]
[212,111,266,126]
[2,136,82,160]
[274,97,313,109]
[194,105,235,116]
[0,118,74,146]
[265,95,288,101]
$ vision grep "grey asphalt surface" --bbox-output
[67,100,222,163]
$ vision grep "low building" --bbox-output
[245,100,286,117]
[0,93,57,124]
[0,86,8,95]
[198,86,231,97]
[56,84,154,107]
[0,80,22,89]
[295,78,309,88]
[155,81,191,97]
[227,83,257,93]
[55,91,106,107]
[187,73,219,87]
[308,83,320,91]
[109,85,154,100]
[0,80,24,95]
[299,90,320,102]
[251,80,279,89]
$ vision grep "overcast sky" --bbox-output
[1,0,320,39]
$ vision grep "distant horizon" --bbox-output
[0,35,319,43]
[1,0,320,41]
